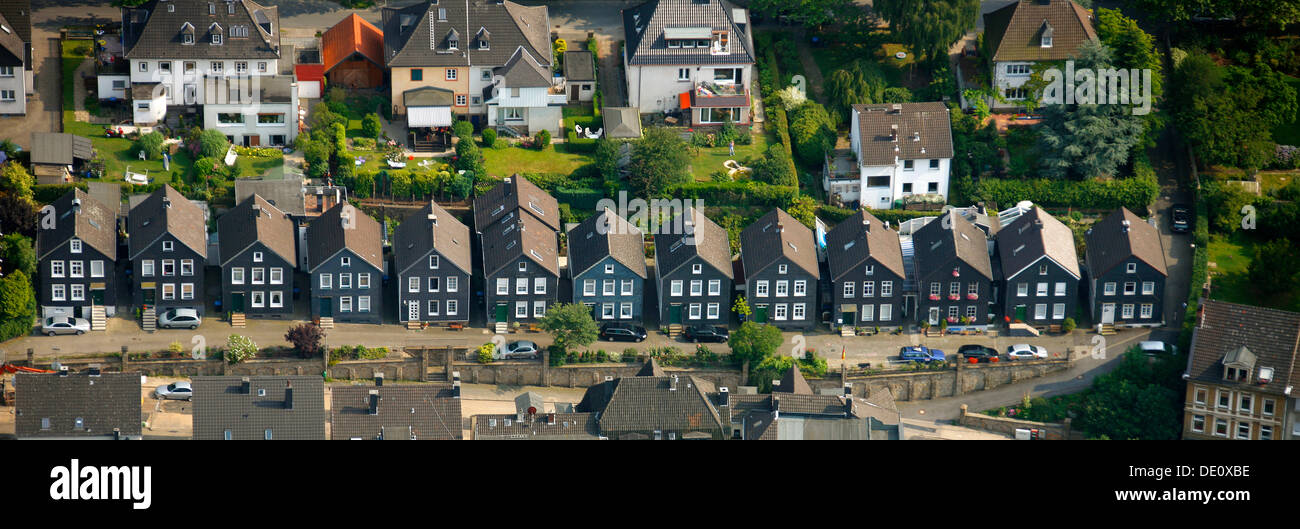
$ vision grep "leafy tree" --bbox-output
[825,60,888,118]
[1036,41,1145,179]
[0,190,37,238]
[732,295,752,319]
[0,161,33,200]
[728,321,783,367]
[310,102,346,132]
[224,334,258,364]
[594,138,622,182]
[361,113,383,139]
[1130,0,1300,29]
[629,126,690,197]
[1095,8,1163,99]
[538,302,599,352]
[353,171,375,199]
[1203,181,1258,233]
[448,170,472,199]
[284,323,326,359]
[750,143,796,186]
[1,233,36,278]
[1248,239,1300,296]
[389,171,412,198]
[135,131,166,159]
[748,0,855,28]
[0,270,34,320]
[198,129,230,158]
[881,87,913,104]
[749,354,829,393]
[1170,55,1296,169]
[452,119,474,141]
[787,195,818,228]
[788,101,836,165]
[0,139,19,162]
[874,0,980,61]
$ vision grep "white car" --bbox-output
[155,381,193,401]
[501,341,540,360]
[1006,344,1049,360]
[1138,341,1177,356]
[42,316,90,336]
[157,308,201,329]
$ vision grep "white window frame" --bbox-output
[269,291,283,308]
[756,280,769,297]
[91,260,104,278]
[251,291,265,308]
[319,274,332,290]
[231,267,245,284]
[708,280,721,296]
[583,279,596,296]
[670,280,683,296]
[534,277,546,294]
[340,296,353,312]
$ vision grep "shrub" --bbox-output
[352,137,377,151]
[1062,317,1077,333]
[224,335,258,364]
[477,342,496,363]
[198,129,230,158]
[361,113,383,139]
[535,129,551,149]
[788,101,835,165]
[136,132,165,159]
[452,120,474,141]
[285,323,326,358]
[482,128,497,147]
[168,341,183,354]
[353,171,374,198]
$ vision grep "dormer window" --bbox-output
[209,3,215,15]
[1221,346,1256,383]
[168,4,174,12]
[1040,22,1054,48]
[711,31,729,54]
[228,2,235,15]
[212,34,222,45]
[183,33,194,44]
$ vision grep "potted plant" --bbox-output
[920,321,931,332]
[966,293,978,300]
[928,294,940,301]
[948,294,960,301]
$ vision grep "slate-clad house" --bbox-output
[569,208,647,323]
[306,203,384,324]
[912,211,994,327]
[331,381,463,440]
[1084,207,1167,328]
[127,185,208,318]
[392,200,472,325]
[217,194,296,319]
[725,367,903,440]
[653,208,733,327]
[996,206,1080,326]
[474,175,560,328]
[576,359,727,440]
[14,371,142,440]
[192,376,326,440]
[36,189,118,322]
[825,209,906,331]
[740,208,819,330]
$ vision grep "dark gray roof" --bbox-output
[581,375,724,437]
[473,412,600,440]
[123,0,281,60]
[218,193,296,267]
[740,208,819,278]
[826,209,905,281]
[567,208,647,279]
[192,376,326,440]
[603,107,642,138]
[14,372,141,438]
[622,0,755,66]
[996,206,1080,280]
[306,202,384,271]
[636,358,665,377]
[912,210,993,280]
[1084,207,1168,277]
[36,188,117,261]
[30,132,92,166]
[393,200,473,276]
[852,103,954,166]
[775,366,812,395]
[473,174,560,233]
[382,0,550,68]
[563,50,594,81]
[0,0,30,68]
[331,384,462,440]
[235,177,305,216]
[495,46,552,88]
[653,207,732,279]
[482,207,559,277]
[127,185,208,259]
[1186,300,1300,396]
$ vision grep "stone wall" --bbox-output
[957,404,1081,440]
[810,358,1072,402]
[28,348,438,382]
[452,361,744,390]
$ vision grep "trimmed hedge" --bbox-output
[555,187,603,211]
[32,183,88,204]
[968,158,1159,212]
[668,181,798,207]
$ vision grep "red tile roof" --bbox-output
[322,13,384,73]
[295,63,324,83]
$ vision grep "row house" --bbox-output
[127,185,208,322]
[1084,207,1167,329]
[739,208,818,330]
[305,203,384,324]
[217,194,296,320]
[652,208,733,328]
[569,208,648,323]
[392,200,472,326]
[912,211,994,327]
[996,206,1080,327]
[825,210,906,331]
[36,189,119,327]
[983,0,1096,109]
[834,103,953,209]
[0,0,32,116]
[474,175,560,329]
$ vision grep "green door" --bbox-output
[1014,305,1027,322]
[495,303,508,323]
[668,305,682,324]
[754,306,768,323]
[231,293,245,312]
[843,308,856,326]
[143,288,155,306]
[319,297,333,318]
[91,289,105,305]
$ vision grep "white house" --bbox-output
[983,0,1097,109]
[483,47,564,135]
[201,75,298,146]
[845,103,954,209]
[0,0,32,116]
[622,0,755,125]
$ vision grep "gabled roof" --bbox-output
[473,174,560,233]
[192,376,326,440]
[637,358,666,377]
[330,384,462,440]
[622,0,755,66]
[579,374,724,436]
[30,133,92,166]
[392,200,472,276]
[0,0,29,68]
[653,207,732,279]
[306,202,384,271]
[127,185,208,260]
[495,46,552,88]
[1185,300,1300,396]
[1084,207,1167,277]
[984,0,1096,63]
[322,12,385,73]
[235,177,305,216]
[740,208,819,278]
[36,188,116,261]
[775,366,812,395]
[123,0,281,60]
[567,208,647,279]
[14,372,141,438]
[912,210,993,280]
[852,103,954,166]
[603,107,642,138]
[826,209,905,281]
[996,206,1080,280]
[218,194,296,267]
[563,49,594,81]
[381,0,550,69]
[473,412,600,440]
[481,209,559,277]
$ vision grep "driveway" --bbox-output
[1151,125,1194,333]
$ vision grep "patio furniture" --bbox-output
[386,159,406,169]
[585,127,603,139]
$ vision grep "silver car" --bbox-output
[1006,343,1049,360]
[155,381,193,401]
[157,308,201,330]
[42,316,90,336]
[501,340,540,360]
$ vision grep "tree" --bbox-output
[1095,8,1163,99]
[1170,55,1296,169]
[747,0,855,28]
[310,102,346,132]
[361,113,383,139]
[0,270,34,320]
[0,139,19,162]
[732,295,752,319]
[0,161,33,200]
[353,171,375,199]
[389,171,411,198]
[728,321,783,367]
[874,0,980,62]
[594,138,622,182]
[787,195,818,228]
[198,129,230,158]
[1130,0,1300,29]
[225,334,258,364]
[750,143,796,186]
[628,126,690,197]
[452,119,474,141]
[825,61,888,118]
[1248,239,1300,297]
[788,101,836,165]
[538,302,599,352]
[1036,41,1146,179]
[1,233,36,278]
[285,323,326,359]
[0,190,37,238]
[136,131,166,159]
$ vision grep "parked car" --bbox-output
[1170,204,1191,234]
[501,341,540,360]
[157,308,201,330]
[600,323,647,342]
[899,346,946,364]
[1006,344,1049,360]
[957,344,1000,363]
[155,381,193,401]
[683,325,729,343]
[1138,341,1178,356]
[42,316,90,336]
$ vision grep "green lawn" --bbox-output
[1271,75,1300,145]
[482,144,594,178]
[1259,171,1296,195]
[687,133,768,182]
[809,30,906,87]
[1206,233,1300,311]
[62,40,91,109]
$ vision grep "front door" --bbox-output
[91,289,105,305]
[143,287,155,306]
[754,305,768,324]
[231,293,245,313]
[494,303,508,323]
[928,307,940,326]
[408,301,420,322]
[1101,303,1115,324]
[569,85,579,102]
[248,135,260,146]
[842,306,856,326]
[668,304,682,324]
[1014,305,1027,322]
[319,297,333,318]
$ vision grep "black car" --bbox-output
[1170,204,1192,234]
[957,344,1000,363]
[600,323,647,342]
[683,325,729,343]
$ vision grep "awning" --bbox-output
[678,91,691,109]
[408,106,452,128]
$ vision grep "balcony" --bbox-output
[692,81,749,108]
